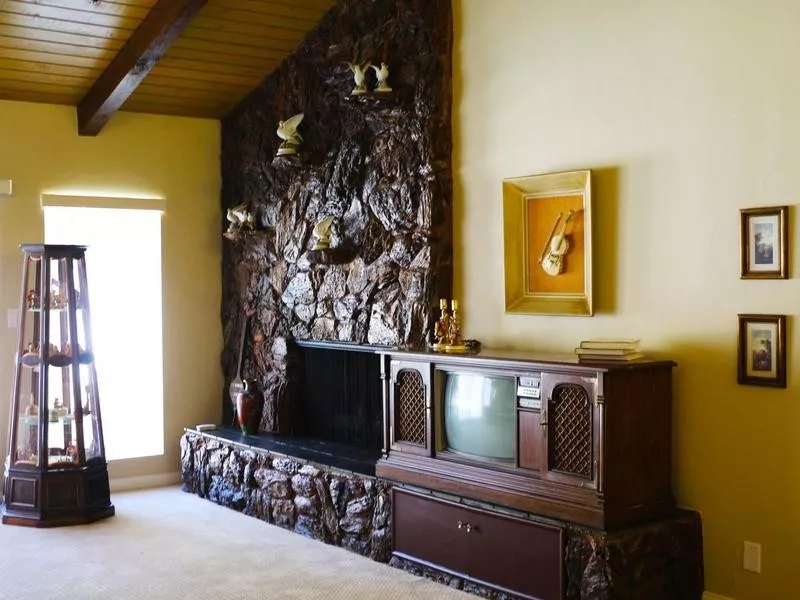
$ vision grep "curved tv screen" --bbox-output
[444,372,516,461]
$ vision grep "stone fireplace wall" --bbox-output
[220,0,453,433]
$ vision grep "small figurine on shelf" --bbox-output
[432,298,469,353]
[276,112,304,156]
[25,289,39,309]
[226,203,255,235]
[370,62,393,93]
[348,62,371,95]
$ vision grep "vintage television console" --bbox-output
[376,348,678,599]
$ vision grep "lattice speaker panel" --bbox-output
[550,383,592,478]
[395,370,426,445]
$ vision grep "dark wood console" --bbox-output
[376,349,676,530]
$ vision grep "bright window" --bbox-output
[43,204,164,460]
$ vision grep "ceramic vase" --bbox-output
[235,379,258,435]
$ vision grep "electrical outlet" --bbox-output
[743,541,762,573]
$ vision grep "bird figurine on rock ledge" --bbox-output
[226,203,255,234]
[276,113,304,156]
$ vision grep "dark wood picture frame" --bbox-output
[740,206,788,279]
[737,314,787,388]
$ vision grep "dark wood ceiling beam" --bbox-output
[76,0,208,136]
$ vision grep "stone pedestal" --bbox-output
[180,431,391,562]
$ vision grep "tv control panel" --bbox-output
[517,375,541,410]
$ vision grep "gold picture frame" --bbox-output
[503,170,592,316]
[739,205,788,279]
[737,314,786,388]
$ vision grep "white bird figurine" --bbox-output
[370,62,392,93]
[276,113,304,156]
[348,62,371,95]
[226,203,254,233]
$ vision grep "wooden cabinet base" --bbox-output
[391,489,704,600]
[2,462,114,528]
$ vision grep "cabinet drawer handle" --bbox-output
[465,523,472,533]
[457,520,473,533]
[457,520,464,529]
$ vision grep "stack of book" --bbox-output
[575,338,643,362]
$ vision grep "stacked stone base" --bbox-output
[181,431,702,600]
[180,431,391,561]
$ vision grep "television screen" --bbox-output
[443,372,516,462]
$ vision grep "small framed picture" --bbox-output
[737,314,786,388]
[740,206,788,279]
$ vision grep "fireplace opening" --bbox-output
[208,340,385,477]
[293,341,384,454]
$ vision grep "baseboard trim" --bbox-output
[110,472,181,492]
[704,592,736,600]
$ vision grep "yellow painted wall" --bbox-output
[0,100,222,487]
[454,1,799,599]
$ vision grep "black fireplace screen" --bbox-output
[295,345,383,453]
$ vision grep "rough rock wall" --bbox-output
[219,0,453,432]
[181,432,392,562]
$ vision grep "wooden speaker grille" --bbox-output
[551,383,592,478]
[396,370,426,445]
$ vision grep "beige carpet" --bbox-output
[0,486,473,600]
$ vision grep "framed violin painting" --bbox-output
[503,169,593,316]
[739,205,788,279]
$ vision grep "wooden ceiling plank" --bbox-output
[0,77,87,95]
[0,12,135,39]
[179,24,305,47]
[0,24,125,50]
[25,0,152,20]
[193,7,321,32]
[0,67,94,88]
[167,40,287,63]
[0,57,100,79]
[0,46,112,70]
[2,1,142,29]
[148,64,261,87]
[77,0,209,136]
[0,90,81,106]
[159,56,270,79]
[173,33,299,55]
[188,16,315,42]
[216,0,331,22]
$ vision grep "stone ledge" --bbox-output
[180,431,391,562]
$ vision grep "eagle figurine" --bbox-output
[276,113,304,156]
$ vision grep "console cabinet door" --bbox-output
[392,489,471,576]
[540,373,599,489]
[393,489,564,600]
[389,360,433,456]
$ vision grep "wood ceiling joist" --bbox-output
[77,0,209,136]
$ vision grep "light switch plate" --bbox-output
[0,180,12,196]
[743,541,761,573]
[7,308,18,328]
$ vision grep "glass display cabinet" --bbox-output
[2,244,114,527]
